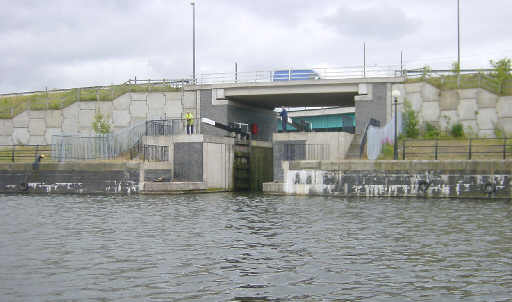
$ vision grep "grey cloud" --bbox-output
[321,5,420,40]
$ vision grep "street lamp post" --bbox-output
[392,90,401,160]
[191,0,196,83]
[457,0,460,69]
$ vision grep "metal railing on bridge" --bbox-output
[195,65,402,85]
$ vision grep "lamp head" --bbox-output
[392,89,401,99]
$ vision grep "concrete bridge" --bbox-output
[188,76,404,138]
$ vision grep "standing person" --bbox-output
[185,111,194,135]
[279,107,288,132]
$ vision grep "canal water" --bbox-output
[0,194,511,301]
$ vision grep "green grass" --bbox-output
[407,73,511,96]
[0,84,180,119]
[406,73,512,95]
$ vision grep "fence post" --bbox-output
[504,138,507,160]
[11,145,15,162]
[468,138,472,160]
[402,140,406,160]
[435,139,438,160]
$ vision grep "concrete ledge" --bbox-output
[0,161,141,172]
[289,160,512,173]
[143,181,207,192]
[250,140,272,148]
[262,182,285,194]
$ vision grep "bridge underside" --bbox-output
[227,92,357,109]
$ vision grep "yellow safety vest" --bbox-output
[185,113,194,125]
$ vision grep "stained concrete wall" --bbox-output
[0,162,140,194]
[0,91,192,145]
[263,160,512,199]
[394,82,511,138]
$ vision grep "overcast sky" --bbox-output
[1,0,510,93]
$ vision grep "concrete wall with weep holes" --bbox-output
[0,91,192,146]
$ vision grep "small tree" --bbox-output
[490,58,512,94]
[92,111,111,134]
[402,100,419,138]
[420,65,432,80]
[450,123,465,138]
[451,61,461,74]
[423,122,441,139]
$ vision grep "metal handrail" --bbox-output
[0,145,52,162]
[402,138,510,160]
[196,65,402,85]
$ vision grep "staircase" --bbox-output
[345,134,364,159]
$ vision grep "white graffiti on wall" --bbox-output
[285,169,508,197]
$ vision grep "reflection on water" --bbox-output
[0,194,511,301]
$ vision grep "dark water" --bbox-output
[1,194,511,302]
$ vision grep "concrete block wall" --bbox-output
[0,91,191,145]
[395,82,509,137]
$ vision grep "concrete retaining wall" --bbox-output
[0,91,193,145]
[263,160,512,199]
[0,162,140,194]
[395,82,511,137]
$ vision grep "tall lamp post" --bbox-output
[457,0,460,69]
[191,0,196,83]
[392,90,401,160]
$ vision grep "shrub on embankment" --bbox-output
[407,58,512,96]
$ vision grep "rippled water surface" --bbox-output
[1,194,511,301]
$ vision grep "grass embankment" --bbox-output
[379,138,512,160]
[407,73,512,96]
[0,84,180,119]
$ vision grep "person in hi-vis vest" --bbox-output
[185,112,194,135]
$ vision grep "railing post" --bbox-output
[11,145,15,162]
[504,138,507,160]
[435,140,438,160]
[45,87,49,110]
[468,138,472,160]
[402,140,406,160]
